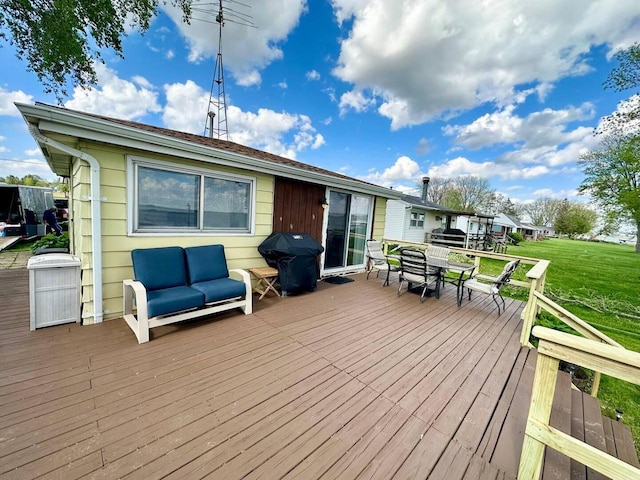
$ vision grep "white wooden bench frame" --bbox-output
[123,269,253,344]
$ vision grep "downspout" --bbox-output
[28,125,104,323]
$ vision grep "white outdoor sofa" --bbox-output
[123,244,252,343]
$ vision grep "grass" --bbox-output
[483,238,640,455]
[4,238,37,252]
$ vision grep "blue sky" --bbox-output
[1,0,639,204]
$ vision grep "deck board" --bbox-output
[0,268,544,479]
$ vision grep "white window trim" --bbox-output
[127,155,256,236]
[409,210,425,228]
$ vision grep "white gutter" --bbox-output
[28,125,104,324]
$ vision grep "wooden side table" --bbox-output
[249,267,280,300]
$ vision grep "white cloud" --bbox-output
[331,0,640,129]
[162,80,210,133]
[444,103,595,150]
[166,50,175,60]
[164,0,307,86]
[427,156,553,181]
[64,64,161,120]
[0,158,56,180]
[428,157,495,179]
[500,165,551,180]
[532,188,579,199]
[306,70,321,81]
[230,107,325,158]
[278,81,288,89]
[0,87,33,116]
[357,155,421,187]
[162,80,325,159]
[339,89,376,116]
[24,147,41,156]
[236,70,262,87]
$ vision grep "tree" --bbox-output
[0,174,66,192]
[524,197,562,226]
[442,176,495,212]
[600,43,640,132]
[20,174,50,187]
[490,193,522,217]
[554,200,597,238]
[0,0,192,101]
[0,175,20,184]
[418,177,452,205]
[579,134,640,252]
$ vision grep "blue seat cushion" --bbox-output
[146,286,204,318]
[132,247,188,291]
[191,277,246,303]
[185,245,229,283]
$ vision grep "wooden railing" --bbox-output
[519,260,622,397]
[518,326,640,480]
[424,231,506,252]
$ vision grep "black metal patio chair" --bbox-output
[397,248,441,303]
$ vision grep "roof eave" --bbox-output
[16,103,401,199]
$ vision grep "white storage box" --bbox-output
[28,253,81,330]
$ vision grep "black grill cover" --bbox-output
[258,232,324,295]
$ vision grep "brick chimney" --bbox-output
[421,176,430,202]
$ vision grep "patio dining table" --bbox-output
[426,258,476,306]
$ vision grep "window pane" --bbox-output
[203,177,250,231]
[137,166,200,228]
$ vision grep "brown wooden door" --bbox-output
[272,178,326,243]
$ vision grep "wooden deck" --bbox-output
[0,267,604,479]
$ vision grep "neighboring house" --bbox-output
[492,213,522,239]
[17,102,400,324]
[452,213,496,249]
[520,222,545,241]
[453,213,495,237]
[539,225,555,237]
[384,177,460,243]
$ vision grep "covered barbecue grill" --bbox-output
[258,232,324,296]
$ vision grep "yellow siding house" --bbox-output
[17,103,399,325]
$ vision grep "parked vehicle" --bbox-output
[0,183,54,238]
[54,198,69,221]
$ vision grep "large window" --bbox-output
[130,159,254,234]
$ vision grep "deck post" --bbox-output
[518,352,559,480]
[520,276,541,346]
[521,260,549,347]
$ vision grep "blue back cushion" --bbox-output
[185,245,229,283]
[132,247,187,291]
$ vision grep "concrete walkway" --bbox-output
[0,249,32,269]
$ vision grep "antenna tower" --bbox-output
[197,0,255,140]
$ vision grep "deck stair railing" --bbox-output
[517,326,640,480]
[520,257,623,398]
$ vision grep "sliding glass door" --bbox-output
[323,190,373,273]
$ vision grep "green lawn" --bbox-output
[4,238,37,252]
[488,238,640,454]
